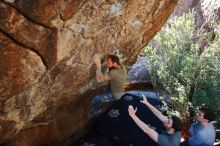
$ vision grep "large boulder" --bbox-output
[173,0,220,26]
[0,0,179,145]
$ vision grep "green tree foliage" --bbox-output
[143,12,220,119]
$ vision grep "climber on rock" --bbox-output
[91,54,127,116]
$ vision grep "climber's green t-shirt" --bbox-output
[96,65,127,100]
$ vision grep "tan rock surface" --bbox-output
[0,0,178,145]
[173,0,220,25]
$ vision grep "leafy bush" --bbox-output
[142,11,220,119]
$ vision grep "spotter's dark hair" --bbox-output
[171,116,183,132]
[199,107,215,122]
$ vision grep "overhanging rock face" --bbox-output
[0,0,178,145]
